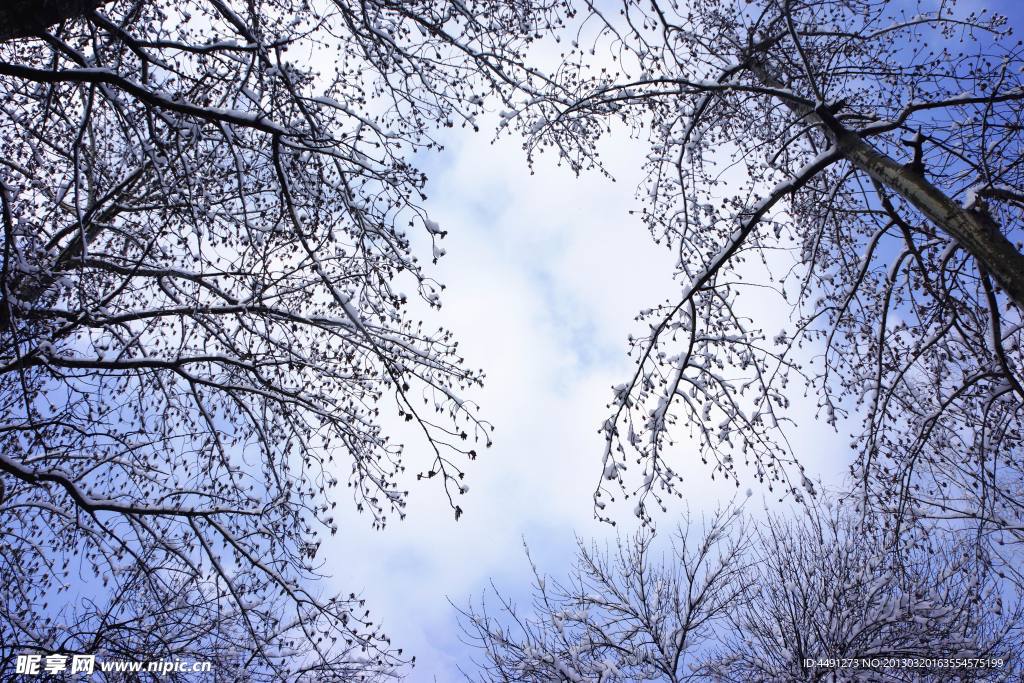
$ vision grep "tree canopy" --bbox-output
[0,0,565,677]
[2,0,1023,679]
[502,0,1024,554]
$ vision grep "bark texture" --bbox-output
[840,132,1024,310]
[750,60,1024,311]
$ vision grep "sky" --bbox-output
[328,112,854,680]
[6,1,1024,680]
[306,3,1024,677]
[309,1,1024,677]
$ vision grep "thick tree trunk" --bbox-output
[838,132,1024,310]
[0,0,110,41]
[749,61,1024,311]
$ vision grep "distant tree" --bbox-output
[708,505,1020,681]
[459,504,751,682]
[0,0,566,677]
[463,503,1021,682]
[506,0,1024,551]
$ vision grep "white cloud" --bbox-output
[327,113,854,680]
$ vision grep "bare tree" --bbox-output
[459,504,751,682]
[0,555,340,682]
[503,0,1024,550]
[0,0,567,677]
[708,505,1021,681]
[463,503,1021,682]
[459,2,1024,676]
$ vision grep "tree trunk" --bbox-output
[749,61,1024,311]
[838,132,1024,310]
[0,0,110,42]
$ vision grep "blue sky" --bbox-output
[325,109,854,679]
[6,1,1023,679]
[317,2,1024,677]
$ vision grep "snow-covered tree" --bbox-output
[459,504,751,682]
[0,0,566,677]
[463,503,1021,682]
[708,505,1020,681]
[506,0,1024,552]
